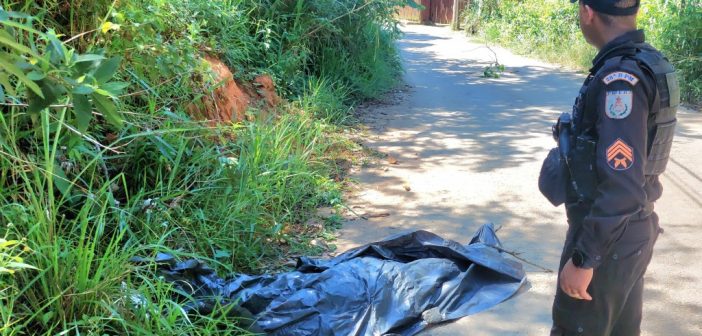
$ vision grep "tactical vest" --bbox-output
[636,44,680,175]
[566,42,679,202]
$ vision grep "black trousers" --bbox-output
[550,210,660,336]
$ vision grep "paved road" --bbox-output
[339,24,702,336]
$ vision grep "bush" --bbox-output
[642,2,702,104]
[464,0,702,105]
[0,0,402,334]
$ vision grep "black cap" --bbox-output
[570,0,640,16]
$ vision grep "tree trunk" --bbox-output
[451,0,461,30]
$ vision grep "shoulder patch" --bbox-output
[602,71,639,86]
[607,139,634,171]
[605,90,633,119]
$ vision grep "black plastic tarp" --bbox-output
[138,224,526,335]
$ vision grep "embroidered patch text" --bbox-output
[603,72,639,86]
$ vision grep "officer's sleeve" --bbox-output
[574,69,650,269]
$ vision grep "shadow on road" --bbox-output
[340,25,702,336]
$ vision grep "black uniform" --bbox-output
[540,28,680,336]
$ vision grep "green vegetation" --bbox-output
[463,0,702,105]
[0,0,405,334]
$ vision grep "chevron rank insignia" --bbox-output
[606,90,633,119]
[607,139,634,171]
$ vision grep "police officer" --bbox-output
[540,0,680,335]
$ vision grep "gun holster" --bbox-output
[569,135,599,202]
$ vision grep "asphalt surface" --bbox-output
[338,24,702,336]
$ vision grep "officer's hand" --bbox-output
[559,258,593,301]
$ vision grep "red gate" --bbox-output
[396,0,467,25]
[430,0,454,24]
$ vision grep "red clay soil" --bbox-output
[187,56,281,124]
[253,74,282,108]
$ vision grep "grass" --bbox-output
[467,0,596,71]
[0,91,361,335]
[1,107,134,334]
[297,77,355,125]
[464,0,702,104]
[0,0,402,334]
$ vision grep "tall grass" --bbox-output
[464,0,595,69]
[463,0,702,104]
[0,91,350,335]
[0,107,134,333]
[0,0,401,334]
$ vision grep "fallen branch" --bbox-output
[362,211,391,219]
[342,203,369,220]
[487,244,554,273]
